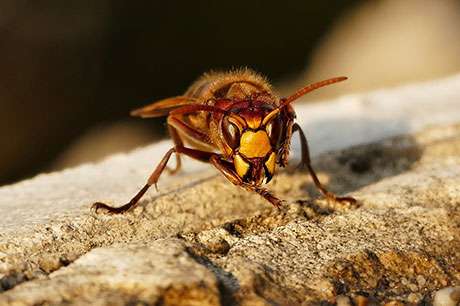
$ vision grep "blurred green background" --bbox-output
[1,0,460,185]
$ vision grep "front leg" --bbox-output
[278,105,296,167]
[292,123,356,205]
[210,155,283,209]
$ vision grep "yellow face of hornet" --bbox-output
[222,108,283,185]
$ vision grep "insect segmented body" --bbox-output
[93,68,356,214]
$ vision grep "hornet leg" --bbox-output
[166,124,183,174]
[210,155,283,209]
[92,146,214,214]
[293,123,356,205]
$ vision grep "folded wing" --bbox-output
[130,96,200,118]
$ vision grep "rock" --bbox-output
[0,240,221,306]
[1,75,460,305]
[336,295,352,306]
[433,286,460,306]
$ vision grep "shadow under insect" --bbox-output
[294,126,423,210]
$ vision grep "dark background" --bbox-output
[0,1,357,185]
[5,0,460,186]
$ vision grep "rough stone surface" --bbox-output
[1,75,460,305]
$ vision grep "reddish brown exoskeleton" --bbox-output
[92,68,356,214]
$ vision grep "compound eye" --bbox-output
[223,118,241,149]
[266,116,284,149]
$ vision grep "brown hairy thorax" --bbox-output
[92,68,357,214]
[186,68,274,101]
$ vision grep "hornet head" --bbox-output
[221,105,285,185]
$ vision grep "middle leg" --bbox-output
[92,146,215,214]
[292,123,356,205]
[166,115,214,174]
[166,124,183,174]
[92,147,177,214]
